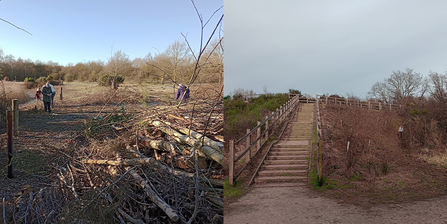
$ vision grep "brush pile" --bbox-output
[56,100,224,223]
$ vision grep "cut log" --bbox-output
[176,126,223,152]
[137,136,178,155]
[128,168,179,222]
[151,121,223,165]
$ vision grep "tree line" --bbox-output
[0,39,223,87]
[368,68,447,149]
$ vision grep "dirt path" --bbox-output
[224,185,447,224]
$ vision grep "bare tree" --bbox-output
[428,71,447,102]
[164,40,191,84]
[368,68,427,104]
[105,50,133,89]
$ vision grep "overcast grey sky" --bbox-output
[224,0,447,99]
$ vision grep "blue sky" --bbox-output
[0,0,223,66]
[225,0,447,99]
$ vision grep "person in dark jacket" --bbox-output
[42,83,53,113]
[175,84,190,102]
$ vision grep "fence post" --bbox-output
[12,99,19,136]
[379,102,382,110]
[7,110,14,178]
[389,104,392,111]
[229,140,234,186]
[280,106,283,123]
[325,96,328,105]
[368,101,371,110]
[318,140,323,186]
[246,129,251,159]
[60,86,63,100]
[265,115,269,141]
[257,121,261,152]
[346,99,348,107]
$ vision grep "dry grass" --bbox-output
[420,152,447,167]
[1,81,32,105]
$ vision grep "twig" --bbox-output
[67,164,83,205]
[117,208,145,224]
[80,166,137,213]
[3,198,6,224]
[128,168,179,222]
[0,18,33,35]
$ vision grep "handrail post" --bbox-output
[257,121,261,152]
[265,115,269,141]
[280,106,283,123]
[246,129,251,160]
[229,140,234,186]
[318,140,323,185]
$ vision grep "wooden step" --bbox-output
[269,151,308,156]
[255,176,307,183]
[266,155,309,160]
[264,159,308,165]
[258,170,307,176]
[261,164,308,170]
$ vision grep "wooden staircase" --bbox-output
[254,103,314,186]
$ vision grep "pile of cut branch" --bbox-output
[55,100,223,223]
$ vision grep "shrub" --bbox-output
[99,74,125,86]
[24,77,37,89]
[36,76,47,85]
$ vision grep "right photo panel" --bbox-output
[224,1,447,223]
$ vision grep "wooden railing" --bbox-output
[228,95,300,185]
[317,95,402,111]
[315,96,323,185]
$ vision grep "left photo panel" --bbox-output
[0,1,223,223]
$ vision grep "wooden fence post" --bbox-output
[389,104,392,111]
[229,140,234,186]
[60,86,63,100]
[257,121,261,151]
[265,115,269,141]
[379,102,382,110]
[318,140,323,186]
[368,101,371,110]
[280,106,283,123]
[12,99,19,136]
[246,129,251,159]
[7,110,14,178]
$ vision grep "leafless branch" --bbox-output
[0,18,32,35]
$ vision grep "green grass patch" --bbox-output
[224,179,244,198]
[349,174,363,181]
[309,169,331,190]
